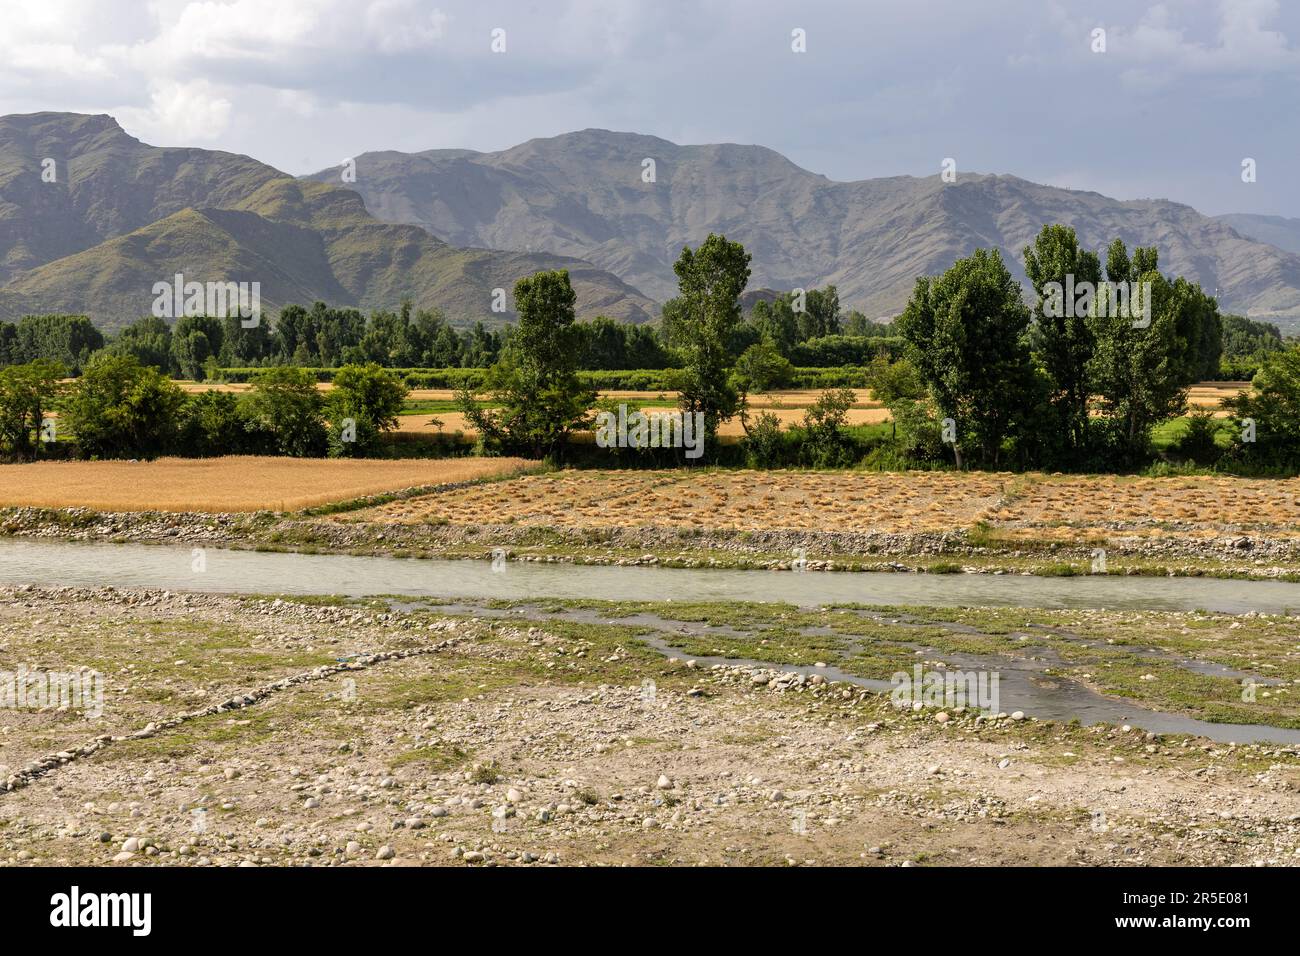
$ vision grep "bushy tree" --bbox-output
[799,286,841,340]
[732,340,794,394]
[749,297,799,355]
[14,314,104,373]
[663,234,752,448]
[1023,225,1100,459]
[176,390,248,457]
[1087,247,1213,465]
[63,354,185,459]
[172,315,224,381]
[0,359,64,461]
[458,270,594,459]
[1223,344,1300,467]
[799,387,858,468]
[242,366,327,457]
[1221,314,1283,360]
[741,412,789,468]
[327,363,409,457]
[108,316,173,372]
[897,248,1035,468]
[219,313,273,367]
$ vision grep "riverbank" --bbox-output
[5,467,1300,580]
[3,502,1299,581]
[2,586,1297,866]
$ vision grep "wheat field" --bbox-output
[0,456,532,513]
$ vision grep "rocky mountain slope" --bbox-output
[305,129,1300,323]
[0,114,654,329]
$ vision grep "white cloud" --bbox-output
[118,80,234,143]
[0,0,1297,216]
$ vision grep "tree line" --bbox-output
[0,357,408,462]
[450,225,1300,474]
[4,223,1300,472]
[0,292,907,382]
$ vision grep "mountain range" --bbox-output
[304,129,1300,328]
[0,113,654,330]
[4,112,1300,333]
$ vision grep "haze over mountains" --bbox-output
[4,112,1300,333]
[1214,214,1300,258]
[0,113,654,330]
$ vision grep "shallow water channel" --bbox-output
[2,539,1297,745]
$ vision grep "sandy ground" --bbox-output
[1,587,1296,867]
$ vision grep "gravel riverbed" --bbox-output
[1,586,1297,866]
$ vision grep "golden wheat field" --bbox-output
[343,468,1300,540]
[394,405,891,438]
[0,456,532,513]
[1187,382,1250,412]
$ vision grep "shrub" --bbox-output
[327,363,409,457]
[0,359,64,461]
[1170,409,1224,466]
[800,388,859,468]
[742,411,788,468]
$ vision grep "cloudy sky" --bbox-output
[2,0,1297,216]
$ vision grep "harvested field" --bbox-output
[344,468,1300,544]
[1188,382,1250,409]
[348,470,1010,533]
[183,380,1243,409]
[0,457,532,513]
[988,474,1300,541]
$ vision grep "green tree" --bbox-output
[219,313,273,367]
[108,316,173,372]
[1088,247,1213,464]
[663,234,752,449]
[328,363,409,457]
[63,354,185,459]
[458,270,594,459]
[749,297,799,355]
[242,366,327,457]
[896,248,1035,468]
[0,323,19,367]
[0,359,64,461]
[800,387,858,468]
[1221,314,1283,360]
[15,314,104,373]
[799,286,841,340]
[1023,225,1101,459]
[731,340,794,394]
[741,412,789,468]
[1223,344,1300,466]
[176,390,248,457]
[171,315,224,381]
